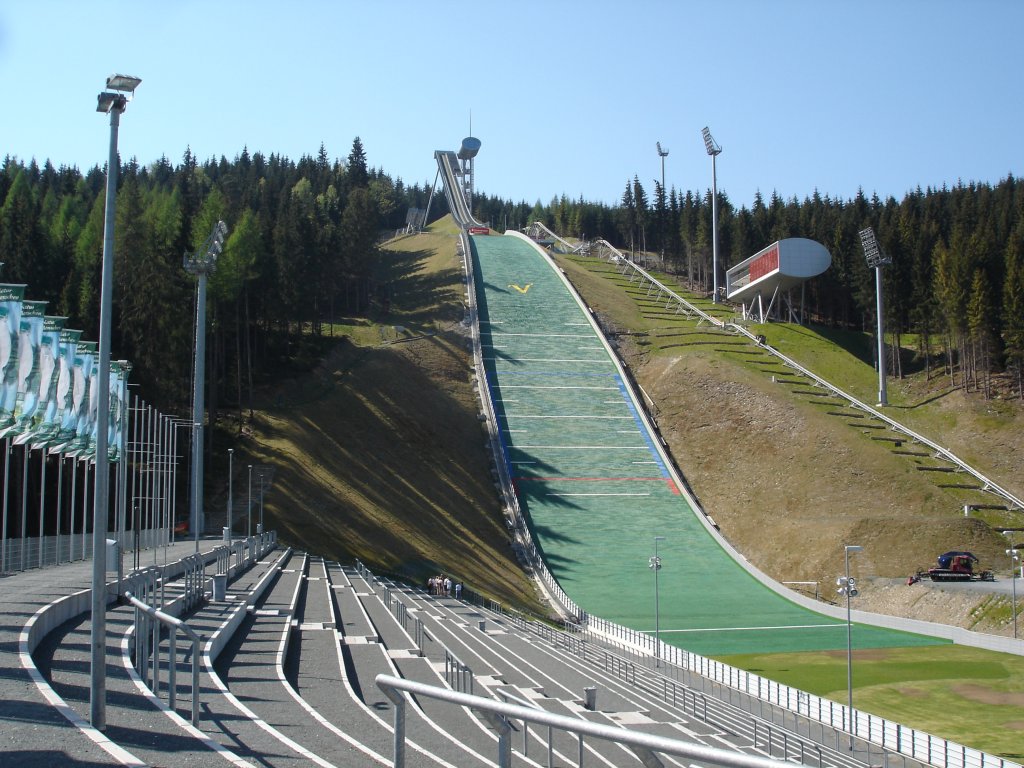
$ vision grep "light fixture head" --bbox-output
[702,126,721,156]
[860,227,892,268]
[845,544,863,553]
[106,74,142,93]
[96,91,127,113]
[656,141,669,157]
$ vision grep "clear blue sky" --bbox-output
[1,0,1021,209]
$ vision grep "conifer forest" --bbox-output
[2,139,1022,418]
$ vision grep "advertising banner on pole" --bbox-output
[68,340,97,458]
[49,329,83,453]
[2,299,47,439]
[0,284,27,433]
[45,329,81,454]
[17,315,65,446]
[106,360,125,463]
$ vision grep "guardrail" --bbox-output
[124,589,201,725]
[377,673,805,768]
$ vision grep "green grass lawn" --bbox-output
[718,644,1024,760]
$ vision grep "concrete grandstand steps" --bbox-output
[387,578,862,768]
[32,544,294,768]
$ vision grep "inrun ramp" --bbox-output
[471,232,942,656]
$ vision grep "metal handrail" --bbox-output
[377,673,800,768]
[124,590,202,725]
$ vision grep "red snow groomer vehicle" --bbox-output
[927,551,994,582]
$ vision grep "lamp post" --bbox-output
[247,464,253,540]
[91,72,141,731]
[183,220,228,545]
[859,227,891,406]
[649,536,665,666]
[837,544,862,749]
[701,127,722,303]
[657,142,669,267]
[257,469,266,533]
[226,448,234,542]
[1003,531,1019,639]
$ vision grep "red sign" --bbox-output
[468,226,490,235]
[749,244,779,281]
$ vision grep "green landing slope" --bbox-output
[471,233,943,656]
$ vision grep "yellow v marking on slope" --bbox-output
[508,283,533,294]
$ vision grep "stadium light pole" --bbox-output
[247,464,253,541]
[649,536,665,667]
[657,142,669,266]
[226,448,234,542]
[701,127,722,303]
[183,221,228,547]
[91,72,141,731]
[838,544,862,749]
[1003,530,1018,639]
[859,227,891,406]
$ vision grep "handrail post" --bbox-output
[380,683,406,768]
[479,711,512,768]
[168,631,177,709]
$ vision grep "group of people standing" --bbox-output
[427,574,462,599]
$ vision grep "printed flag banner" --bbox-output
[68,340,97,458]
[49,329,83,452]
[105,360,124,462]
[19,315,65,446]
[0,284,27,433]
[3,299,47,439]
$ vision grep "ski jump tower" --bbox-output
[426,135,483,229]
[457,136,481,207]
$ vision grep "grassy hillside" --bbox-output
[220,219,548,615]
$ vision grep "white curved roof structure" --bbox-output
[725,238,831,323]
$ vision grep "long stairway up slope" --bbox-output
[470,233,941,657]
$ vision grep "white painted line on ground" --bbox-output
[120,627,255,767]
[497,385,618,391]
[658,623,843,634]
[502,415,632,420]
[20,597,147,767]
[547,493,652,497]
[488,332,595,338]
[515,445,649,450]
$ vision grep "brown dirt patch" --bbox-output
[896,687,930,699]
[951,684,1024,707]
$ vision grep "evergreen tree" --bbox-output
[345,137,369,191]
[1003,221,1024,398]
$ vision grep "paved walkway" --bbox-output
[0,537,235,768]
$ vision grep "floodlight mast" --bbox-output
[657,142,670,264]
[859,227,891,406]
[184,221,229,546]
[91,71,141,731]
[702,127,722,303]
